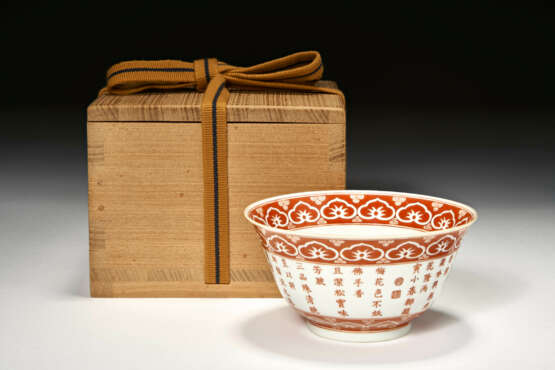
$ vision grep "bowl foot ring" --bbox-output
[305,321,411,342]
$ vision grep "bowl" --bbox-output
[244,190,477,342]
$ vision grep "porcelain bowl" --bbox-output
[244,190,477,342]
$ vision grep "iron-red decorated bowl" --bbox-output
[244,190,477,342]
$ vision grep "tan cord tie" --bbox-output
[99,51,344,284]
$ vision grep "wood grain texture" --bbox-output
[87,84,345,297]
[87,81,344,124]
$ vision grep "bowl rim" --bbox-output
[243,189,478,240]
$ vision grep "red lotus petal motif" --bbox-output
[357,198,395,220]
[288,201,320,224]
[371,320,401,329]
[455,231,466,249]
[456,216,470,226]
[431,210,456,230]
[298,241,339,261]
[335,321,365,329]
[396,202,432,225]
[265,207,289,228]
[426,235,456,255]
[340,243,385,262]
[252,215,266,225]
[321,198,357,220]
[266,235,298,256]
[385,241,425,260]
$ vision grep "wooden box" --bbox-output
[87,82,346,297]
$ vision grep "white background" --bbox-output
[1,196,554,370]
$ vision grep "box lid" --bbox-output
[87,81,344,124]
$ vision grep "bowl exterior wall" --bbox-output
[257,229,468,332]
[246,191,476,332]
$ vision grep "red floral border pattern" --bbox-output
[248,193,472,264]
[296,308,422,332]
